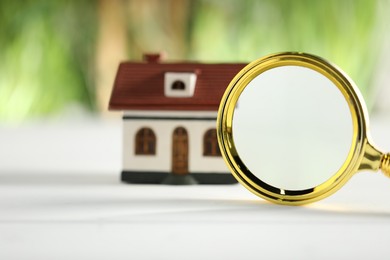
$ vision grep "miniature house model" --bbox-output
[109,54,246,184]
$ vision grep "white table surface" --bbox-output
[1,115,390,260]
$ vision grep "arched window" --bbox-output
[203,128,221,156]
[135,127,156,155]
[171,80,185,90]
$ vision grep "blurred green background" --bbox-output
[1,0,389,123]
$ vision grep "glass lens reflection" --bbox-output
[232,65,353,190]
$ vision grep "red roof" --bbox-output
[108,57,246,111]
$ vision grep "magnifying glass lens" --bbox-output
[232,65,353,191]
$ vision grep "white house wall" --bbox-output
[122,110,229,174]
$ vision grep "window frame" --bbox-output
[135,127,156,155]
[203,128,221,157]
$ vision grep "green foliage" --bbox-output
[189,0,385,105]
[0,0,97,122]
[0,0,386,122]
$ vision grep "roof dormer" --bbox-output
[164,72,197,98]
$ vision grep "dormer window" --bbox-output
[164,72,197,97]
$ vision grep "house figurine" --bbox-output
[108,53,246,185]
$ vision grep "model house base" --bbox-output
[121,171,237,185]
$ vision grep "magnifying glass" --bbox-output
[217,52,390,205]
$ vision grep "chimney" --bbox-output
[143,53,165,63]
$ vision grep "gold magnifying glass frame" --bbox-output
[217,52,390,205]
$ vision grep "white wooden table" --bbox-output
[1,115,390,260]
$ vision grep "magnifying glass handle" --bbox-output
[363,143,390,177]
[381,153,390,177]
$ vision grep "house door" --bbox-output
[172,127,188,175]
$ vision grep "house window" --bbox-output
[164,72,196,97]
[135,127,156,155]
[203,129,221,156]
[171,80,185,90]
